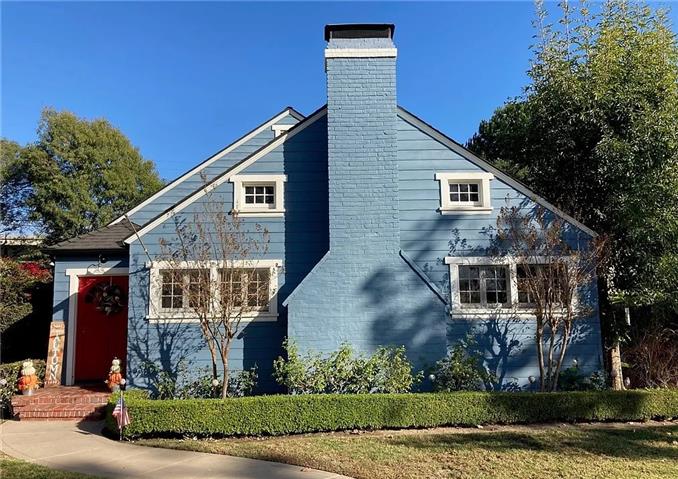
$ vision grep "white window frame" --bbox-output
[230,174,286,217]
[444,256,574,319]
[272,124,293,137]
[435,172,494,215]
[148,259,281,322]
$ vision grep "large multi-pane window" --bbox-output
[458,265,509,306]
[516,264,566,305]
[152,260,280,319]
[160,269,209,310]
[219,268,271,311]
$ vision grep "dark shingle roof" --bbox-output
[45,222,140,254]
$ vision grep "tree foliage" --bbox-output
[2,109,163,242]
[468,0,678,314]
[0,259,51,333]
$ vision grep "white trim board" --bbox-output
[125,107,328,244]
[325,48,397,58]
[64,266,129,386]
[109,108,304,225]
[397,107,597,238]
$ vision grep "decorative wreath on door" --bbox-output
[84,280,126,316]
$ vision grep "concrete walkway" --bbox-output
[1,420,350,479]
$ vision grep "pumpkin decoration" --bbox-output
[106,358,123,391]
[84,280,126,316]
[18,361,39,395]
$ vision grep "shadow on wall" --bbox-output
[126,261,203,395]
[363,263,448,382]
[395,198,600,391]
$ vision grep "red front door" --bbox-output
[74,276,128,383]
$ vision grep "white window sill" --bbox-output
[439,207,493,215]
[236,209,285,218]
[146,313,278,323]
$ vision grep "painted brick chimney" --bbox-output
[325,24,399,253]
[285,25,446,367]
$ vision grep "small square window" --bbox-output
[449,182,480,204]
[243,183,276,209]
[435,172,493,215]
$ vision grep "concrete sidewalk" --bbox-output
[1,420,350,479]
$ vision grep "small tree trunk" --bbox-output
[551,325,571,392]
[536,319,546,391]
[610,341,624,390]
[200,321,220,381]
[221,356,230,399]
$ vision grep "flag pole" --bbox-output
[119,378,127,441]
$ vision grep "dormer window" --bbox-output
[435,172,494,214]
[230,174,286,217]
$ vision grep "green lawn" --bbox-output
[0,454,98,479]
[139,422,678,479]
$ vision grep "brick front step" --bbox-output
[11,386,110,421]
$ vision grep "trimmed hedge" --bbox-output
[106,389,678,439]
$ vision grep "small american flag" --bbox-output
[112,395,131,430]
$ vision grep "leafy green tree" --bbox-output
[3,109,163,242]
[0,139,32,234]
[468,0,678,317]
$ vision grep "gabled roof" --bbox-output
[396,106,597,238]
[123,106,329,245]
[122,103,595,246]
[109,107,305,226]
[45,222,140,254]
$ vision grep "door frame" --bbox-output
[64,266,129,385]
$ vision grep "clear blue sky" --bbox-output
[3,1,676,181]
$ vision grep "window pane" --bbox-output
[458,266,481,304]
[450,193,459,202]
[469,184,479,193]
[470,192,480,202]
[450,184,459,193]
[460,193,469,201]
[160,270,183,309]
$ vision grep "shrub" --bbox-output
[106,389,678,439]
[0,359,46,415]
[624,326,678,388]
[558,366,609,391]
[430,340,494,392]
[273,340,421,394]
[141,360,258,399]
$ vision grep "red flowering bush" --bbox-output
[0,258,52,333]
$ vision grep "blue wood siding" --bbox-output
[126,116,328,393]
[396,114,603,388]
[126,114,300,226]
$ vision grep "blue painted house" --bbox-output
[47,24,602,391]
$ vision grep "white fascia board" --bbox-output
[325,48,397,58]
[109,109,302,225]
[398,107,597,238]
[124,107,328,244]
